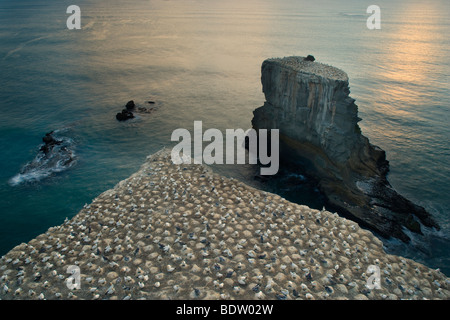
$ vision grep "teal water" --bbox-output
[0,0,449,274]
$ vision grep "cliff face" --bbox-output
[252,56,439,242]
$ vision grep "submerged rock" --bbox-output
[251,56,440,242]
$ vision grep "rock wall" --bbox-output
[252,56,439,242]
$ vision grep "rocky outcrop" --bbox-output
[125,100,136,110]
[116,100,157,121]
[116,100,135,121]
[9,130,76,186]
[252,56,440,242]
[2,149,449,300]
[40,131,62,155]
[116,109,135,121]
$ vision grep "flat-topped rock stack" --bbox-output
[266,56,348,81]
[0,149,448,300]
[252,56,440,243]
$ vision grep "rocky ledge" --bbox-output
[0,149,448,300]
[252,56,440,242]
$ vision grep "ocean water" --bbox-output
[0,0,449,274]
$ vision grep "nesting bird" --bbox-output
[0,149,448,300]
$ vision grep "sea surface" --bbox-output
[0,0,449,275]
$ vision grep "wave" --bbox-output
[9,130,77,186]
[380,220,450,275]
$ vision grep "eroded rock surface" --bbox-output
[252,56,439,242]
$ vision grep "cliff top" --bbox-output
[267,56,348,81]
[0,148,449,300]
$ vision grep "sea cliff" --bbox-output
[252,56,440,242]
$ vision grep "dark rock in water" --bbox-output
[116,99,159,120]
[40,131,63,155]
[42,131,56,144]
[125,100,135,110]
[116,109,134,121]
[251,56,440,242]
[9,130,76,186]
[38,131,75,166]
[39,144,51,155]
[304,55,315,61]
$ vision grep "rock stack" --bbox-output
[251,56,439,242]
[116,100,136,121]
